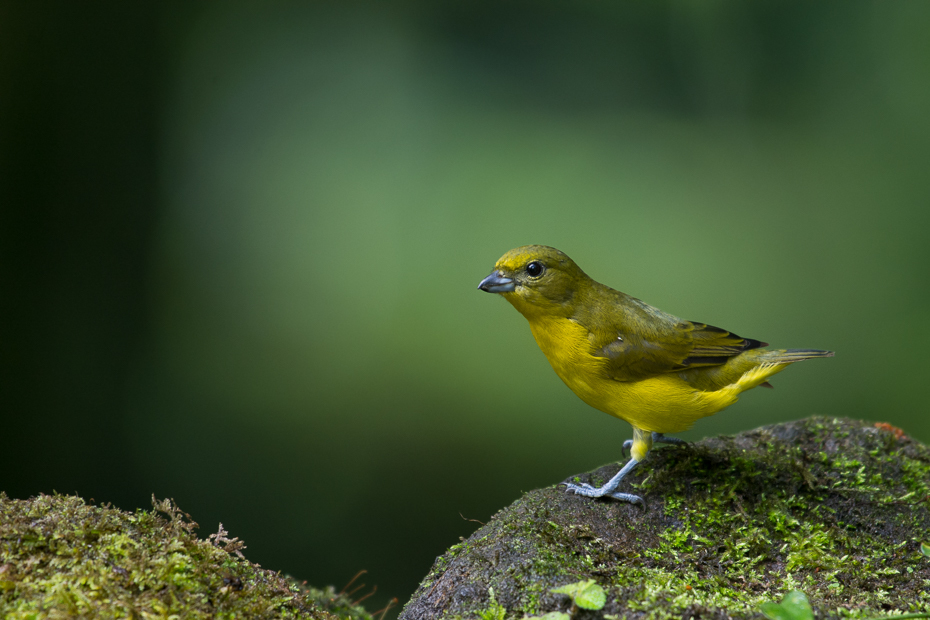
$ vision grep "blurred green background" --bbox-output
[3,1,929,614]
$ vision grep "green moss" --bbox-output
[400,417,930,620]
[0,494,373,620]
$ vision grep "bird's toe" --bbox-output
[562,482,602,497]
[608,491,644,504]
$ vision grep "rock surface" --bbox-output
[400,417,930,620]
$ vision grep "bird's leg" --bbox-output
[622,431,685,456]
[563,428,653,503]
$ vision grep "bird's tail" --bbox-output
[730,348,833,392]
[678,347,834,394]
[760,348,835,363]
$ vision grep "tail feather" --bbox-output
[734,349,833,392]
[763,349,835,363]
[677,347,833,393]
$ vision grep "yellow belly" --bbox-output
[528,316,741,433]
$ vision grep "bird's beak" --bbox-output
[478,270,516,293]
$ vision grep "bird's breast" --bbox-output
[528,316,607,402]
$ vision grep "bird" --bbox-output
[477,245,833,504]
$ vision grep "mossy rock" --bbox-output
[400,417,930,620]
[0,494,373,619]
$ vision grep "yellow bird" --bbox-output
[478,245,833,503]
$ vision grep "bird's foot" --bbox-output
[560,456,642,503]
[653,432,687,446]
[562,481,643,504]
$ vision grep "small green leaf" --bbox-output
[479,587,506,620]
[921,541,930,557]
[479,607,505,620]
[550,581,582,598]
[760,591,814,620]
[574,583,606,610]
[551,580,606,611]
[525,613,570,620]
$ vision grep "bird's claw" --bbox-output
[561,482,643,505]
[621,439,633,457]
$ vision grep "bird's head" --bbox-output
[478,245,589,319]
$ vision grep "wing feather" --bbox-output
[576,286,765,381]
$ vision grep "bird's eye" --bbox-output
[526,261,544,277]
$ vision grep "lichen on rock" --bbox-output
[0,493,373,619]
[400,417,930,620]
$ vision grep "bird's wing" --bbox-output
[579,291,766,382]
